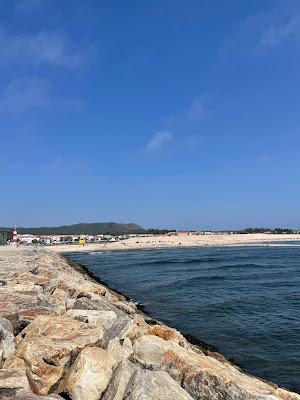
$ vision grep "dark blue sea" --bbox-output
[66,245,300,393]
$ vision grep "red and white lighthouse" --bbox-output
[12,225,18,245]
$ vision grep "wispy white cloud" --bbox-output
[0,31,81,68]
[167,98,205,126]
[220,1,300,56]
[145,131,173,154]
[0,78,50,113]
[0,78,85,113]
[261,15,300,47]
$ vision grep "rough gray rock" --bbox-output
[0,317,13,334]
[73,297,124,317]
[0,317,15,363]
[115,301,137,314]
[64,309,117,330]
[101,316,134,349]
[0,368,30,397]
[4,315,104,395]
[1,394,64,399]
[107,337,133,366]
[133,335,285,400]
[124,369,194,400]
[102,359,138,400]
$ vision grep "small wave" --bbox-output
[214,263,265,271]
[136,256,227,267]
[268,244,300,247]
[88,251,103,255]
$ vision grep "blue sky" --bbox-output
[1,0,300,230]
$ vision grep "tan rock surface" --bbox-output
[57,346,114,400]
[0,368,30,397]
[124,368,194,400]
[102,359,138,400]
[133,335,300,400]
[5,315,104,394]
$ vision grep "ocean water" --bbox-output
[66,245,300,393]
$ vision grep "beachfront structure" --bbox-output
[18,234,36,244]
[12,226,18,245]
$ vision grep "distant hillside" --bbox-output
[1,222,146,235]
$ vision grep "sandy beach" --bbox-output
[1,233,299,257]
[41,233,300,254]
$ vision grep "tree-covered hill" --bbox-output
[1,222,146,235]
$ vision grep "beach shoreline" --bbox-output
[44,233,300,254]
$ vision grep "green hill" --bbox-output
[1,222,145,235]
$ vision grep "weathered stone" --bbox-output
[0,317,13,333]
[0,368,30,397]
[102,359,138,400]
[115,301,137,314]
[133,335,293,400]
[17,305,59,324]
[52,288,68,314]
[57,347,114,400]
[73,297,124,317]
[101,316,134,348]
[2,393,64,399]
[147,324,189,348]
[5,315,104,395]
[65,309,117,329]
[0,317,15,362]
[274,388,300,400]
[124,369,193,400]
[107,337,133,365]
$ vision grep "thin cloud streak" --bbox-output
[0,78,50,113]
[166,98,205,126]
[0,78,85,114]
[0,31,81,68]
[145,131,173,154]
[220,1,300,55]
[261,15,300,47]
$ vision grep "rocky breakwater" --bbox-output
[0,249,298,400]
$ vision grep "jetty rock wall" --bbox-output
[0,249,298,400]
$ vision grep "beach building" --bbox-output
[39,236,51,245]
[177,230,191,236]
[18,234,36,244]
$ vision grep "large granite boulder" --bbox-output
[101,316,134,349]
[124,368,193,400]
[64,308,117,329]
[0,317,15,364]
[4,315,104,395]
[102,359,138,400]
[57,346,114,400]
[107,337,133,366]
[133,335,298,400]
[115,301,137,315]
[0,368,30,398]
[73,297,125,317]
